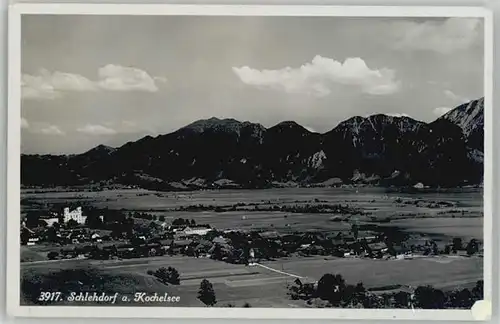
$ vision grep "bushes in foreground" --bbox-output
[287,273,483,309]
[148,266,180,285]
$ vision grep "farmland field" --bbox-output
[386,217,482,241]
[262,255,483,291]
[21,253,483,307]
[20,187,484,307]
[21,256,302,307]
[21,187,483,241]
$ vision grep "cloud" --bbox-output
[99,121,139,134]
[22,120,64,135]
[22,74,61,100]
[22,65,167,100]
[232,55,400,97]
[97,64,160,92]
[43,69,97,92]
[154,76,168,84]
[433,107,452,116]
[38,125,65,135]
[77,124,117,135]
[121,120,137,128]
[22,69,96,100]
[393,18,482,54]
[444,89,469,103]
[21,118,30,129]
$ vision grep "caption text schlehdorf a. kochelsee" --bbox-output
[38,291,181,304]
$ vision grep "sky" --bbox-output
[21,15,485,154]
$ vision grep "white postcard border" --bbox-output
[6,3,494,320]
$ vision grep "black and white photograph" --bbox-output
[7,4,493,320]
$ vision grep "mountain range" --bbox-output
[21,97,484,190]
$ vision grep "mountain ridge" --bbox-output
[21,98,484,190]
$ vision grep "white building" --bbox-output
[91,233,102,242]
[178,226,211,236]
[27,237,39,246]
[39,217,59,227]
[413,182,425,189]
[63,207,87,224]
[37,211,60,227]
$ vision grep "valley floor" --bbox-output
[19,187,484,308]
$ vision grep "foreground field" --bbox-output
[21,253,483,307]
[262,255,483,291]
[21,256,300,307]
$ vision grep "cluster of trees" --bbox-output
[47,251,59,260]
[147,267,180,285]
[88,245,116,260]
[465,239,480,255]
[443,238,480,255]
[254,203,364,215]
[20,228,35,245]
[172,218,197,226]
[109,217,135,238]
[50,242,168,261]
[288,274,368,308]
[130,212,166,222]
[24,211,58,229]
[207,231,284,264]
[392,281,483,309]
[287,273,484,309]
[202,229,226,241]
[171,217,211,229]
[83,208,135,234]
[86,210,162,239]
[378,226,409,246]
[47,244,112,260]
[175,202,264,213]
[176,204,228,213]
[174,202,363,215]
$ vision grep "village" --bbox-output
[20,205,482,264]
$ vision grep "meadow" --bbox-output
[21,253,483,307]
[21,187,484,241]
